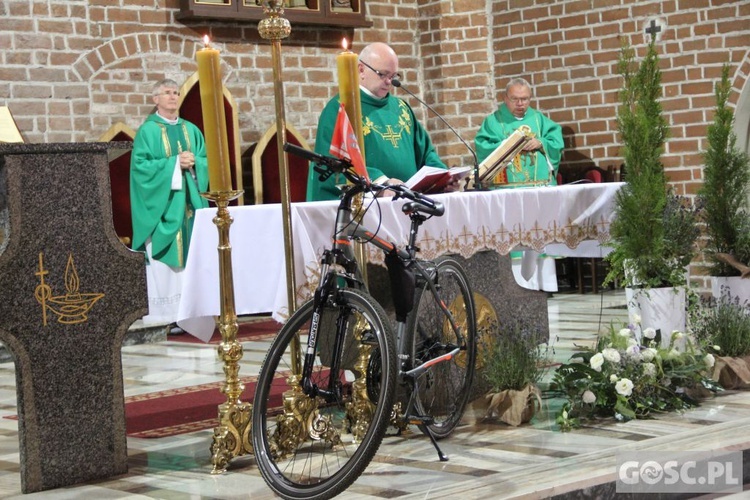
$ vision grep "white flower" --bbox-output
[633,314,641,325]
[627,338,638,347]
[562,409,568,419]
[672,331,684,340]
[666,348,681,360]
[641,348,657,362]
[609,374,618,382]
[625,345,641,359]
[712,345,721,352]
[643,328,657,340]
[590,353,604,372]
[582,390,596,404]
[619,328,633,338]
[615,378,634,396]
[705,353,715,369]
[642,362,656,377]
[602,348,621,364]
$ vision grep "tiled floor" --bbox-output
[1,290,749,499]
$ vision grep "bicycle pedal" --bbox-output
[407,416,434,426]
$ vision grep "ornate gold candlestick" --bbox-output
[257,0,301,374]
[205,190,253,474]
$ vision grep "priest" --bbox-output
[475,78,564,293]
[130,78,209,326]
[308,42,447,201]
[475,77,564,187]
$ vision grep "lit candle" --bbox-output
[196,35,231,192]
[336,38,365,155]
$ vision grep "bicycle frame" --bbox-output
[301,178,466,406]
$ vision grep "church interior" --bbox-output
[1,0,750,498]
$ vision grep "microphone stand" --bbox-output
[391,78,482,191]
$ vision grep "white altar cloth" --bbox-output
[177,182,623,340]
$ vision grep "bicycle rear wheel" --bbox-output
[406,255,477,439]
[252,288,397,500]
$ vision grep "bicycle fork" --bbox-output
[395,321,451,462]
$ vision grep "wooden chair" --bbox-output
[247,124,311,205]
[177,72,245,205]
[99,122,137,246]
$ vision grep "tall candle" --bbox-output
[336,39,365,156]
[196,35,231,192]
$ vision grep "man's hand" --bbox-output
[379,177,405,197]
[523,138,543,152]
[179,151,196,170]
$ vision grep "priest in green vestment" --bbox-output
[475,77,564,187]
[475,77,564,292]
[308,42,447,201]
[130,79,209,325]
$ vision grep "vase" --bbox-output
[710,276,750,307]
[626,286,686,348]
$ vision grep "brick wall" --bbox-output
[1,0,749,282]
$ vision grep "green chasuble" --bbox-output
[308,89,447,201]
[130,114,210,268]
[475,104,564,187]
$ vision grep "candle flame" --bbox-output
[342,38,348,51]
[203,34,210,48]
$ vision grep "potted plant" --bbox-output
[697,62,750,303]
[604,38,699,344]
[692,291,750,390]
[481,319,549,426]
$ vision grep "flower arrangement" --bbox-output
[551,322,720,431]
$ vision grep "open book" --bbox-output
[471,126,533,188]
[405,165,473,194]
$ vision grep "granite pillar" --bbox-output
[0,142,146,493]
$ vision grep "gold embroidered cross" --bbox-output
[381,125,402,147]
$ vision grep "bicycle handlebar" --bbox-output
[284,142,444,218]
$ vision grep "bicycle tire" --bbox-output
[252,288,397,500]
[405,255,477,439]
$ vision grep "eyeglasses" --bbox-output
[359,59,402,82]
[158,90,180,97]
[507,96,531,104]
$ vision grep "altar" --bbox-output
[177,182,623,341]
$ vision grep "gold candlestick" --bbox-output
[203,190,253,474]
[258,0,301,375]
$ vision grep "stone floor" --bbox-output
[0,290,748,499]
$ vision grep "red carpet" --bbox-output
[126,318,285,438]
[170,317,282,344]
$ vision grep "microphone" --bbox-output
[391,78,481,190]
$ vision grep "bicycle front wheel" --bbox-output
[252,288,397,500]
[406,255,477,439]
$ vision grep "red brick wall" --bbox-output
[1,0,748,242]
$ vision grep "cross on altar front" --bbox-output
[382,125,402,147]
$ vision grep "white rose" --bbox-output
[619,328,633,338]
[672,331,684,340]
[633,314,642,325]
[590,353,604,372]
[602,348,621,364]
[643,327,656,340]
[625,345,641,359]
[615,378,634,397]
[609,374,618,382]
[627,338,638,347]
[705,353,715,369]
[582,390,596,404]
[642,362,656,377]
[641,348,657,362]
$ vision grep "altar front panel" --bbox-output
[177,182,623,339]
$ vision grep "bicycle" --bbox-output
[251,143,478,500]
